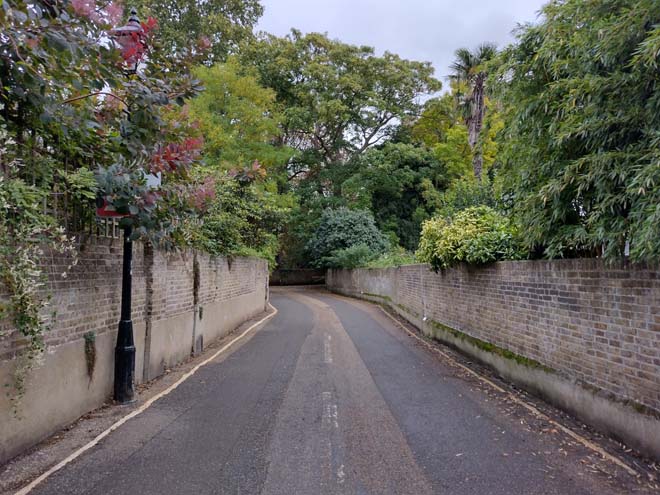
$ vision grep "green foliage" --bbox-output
[57,168,98,201]
[0,173,76,400]
[432,124,472,179]
[306,208,389,268]
[342,142,449,251]
[131,0,263,63]
[495,0,660,262]
[242,30,441,174]
[189,59,293,175]
[365,247,417,269]
[240,31,442,268]
[424,178,496,219]
[192,176,294,268]
[320,244,417,270]
[1,0,208,401]
[411,90,503,181]
[322,244,376,269]
[417,206,524,270]
[449,43,498,181]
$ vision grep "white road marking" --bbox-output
[14,305,279,495]
[321,391,339,429]
[377,305,639,477]
[337,464,346,484]
[323,335,333,364]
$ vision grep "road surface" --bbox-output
[29,287,645,494]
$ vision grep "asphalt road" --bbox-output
[29,287,643,495]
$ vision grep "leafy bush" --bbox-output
[306,208,389,268]
[417,206,525,270]
[365,247,417,268]
[192,177,293,268]
[423,177,495,219]
[322,244,376,269]
[322,245,417,270]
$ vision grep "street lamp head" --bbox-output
[110,8,146,74]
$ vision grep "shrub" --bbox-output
[307,208,389,268]
[417,206,525,270]
[366,247,417,268]
[322,244,376,269]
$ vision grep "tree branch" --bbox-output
[61,92,128,107]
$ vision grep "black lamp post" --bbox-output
[114,224,135,403]
[109,9,146,403]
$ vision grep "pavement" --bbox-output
[20,287,657,494]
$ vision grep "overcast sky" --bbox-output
[258,0,547,88]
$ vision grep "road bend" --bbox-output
[29,287,641,495]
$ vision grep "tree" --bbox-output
[192,174,295,268]
[188,58,293,177]
[449,43,497,181]
[306,208,389,268]
[130,0,263,63]
[341,143,449,250]
[242,31,441,177]
[495,0,660,262]
[0,0,207,395]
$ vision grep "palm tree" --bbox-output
[449,43,497,181]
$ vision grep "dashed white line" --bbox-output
[337,464,346,484]
[323,334,333,364]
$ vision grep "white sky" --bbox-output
[258,0,547,89]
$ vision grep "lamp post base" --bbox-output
[114,319,136,403]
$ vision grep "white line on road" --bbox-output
[337,464,346,484]
[14,305,278,495]
[321,391,339,429]
[377,305,639,478]
[323,334,333,364]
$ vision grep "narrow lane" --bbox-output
[29,287,641,495]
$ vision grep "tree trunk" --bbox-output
[468,74,486,181]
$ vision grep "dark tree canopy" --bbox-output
[306,208,389,268]
[342,143,449,251]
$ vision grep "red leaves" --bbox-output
[113,16,156,68]
[118,31,146,66]
[141,17,158,35]
[150,137,204,174]
[190,176,216,211]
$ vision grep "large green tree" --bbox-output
[496,0,660,262]
[188,58,293,176]
[242,30,441,178]
[306,208,389,268]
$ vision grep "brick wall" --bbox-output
[327,260,660,457]
[1,240,268,361]
[0,238,268,463]
[0,239,148,360]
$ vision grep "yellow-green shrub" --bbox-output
[417,206,525,270]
